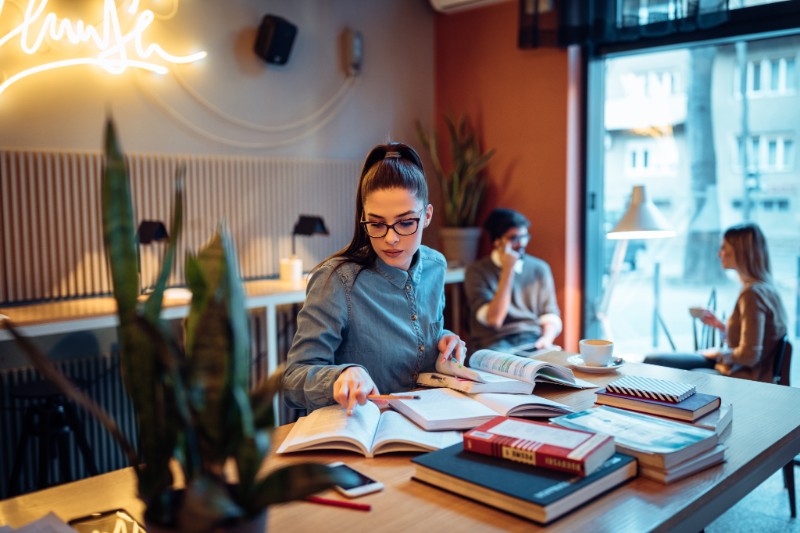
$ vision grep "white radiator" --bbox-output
[0,149,357,303]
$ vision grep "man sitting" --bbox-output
[464,208,562,353]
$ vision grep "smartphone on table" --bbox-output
[328,461,383,498]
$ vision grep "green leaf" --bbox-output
[101,118,139,318]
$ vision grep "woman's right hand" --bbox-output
[333,366,379,415]
[700,311,726,332]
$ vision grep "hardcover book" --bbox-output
[463,416,615,476]
[606,375,695,403]
[276,401,462,457]
[387,388,572,431]
[551,406,718,470]
[412,443,637,525]
[594,388,721,422]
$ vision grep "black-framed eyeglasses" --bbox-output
[506,233,530,245]
[360,208,425,238]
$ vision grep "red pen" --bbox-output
[305,496,372,511]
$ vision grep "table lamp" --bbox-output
[281,215,328,282]
[137,220,169,293]
[598,185,675,343]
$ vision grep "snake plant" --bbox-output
[5,119,355,531]
[416,113,495,228]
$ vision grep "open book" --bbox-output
[388,388,573,431]
[419,349,596,394]
[276,401,462,457]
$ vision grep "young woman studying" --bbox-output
[282,142,467,414]
[645,223,788,381]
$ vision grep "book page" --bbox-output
[371,410,462,454]
[471,392,573,416]
[276,401,381,456]
[469,349,576,385]
[435,356,483,381]
[389,388,498,430]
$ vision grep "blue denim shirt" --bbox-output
[283,245,449,411]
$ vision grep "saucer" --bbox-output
[567,354,625,374]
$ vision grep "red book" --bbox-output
[463,416,615,477]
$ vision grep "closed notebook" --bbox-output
[412,443,637,525]
[594,388,720,422]
[463,416,615,476]
[606,375,695,403]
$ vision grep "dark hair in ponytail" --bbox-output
[317,142,428,273]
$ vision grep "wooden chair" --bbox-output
[771,335,795,517]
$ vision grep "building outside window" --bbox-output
[585,31,800,359]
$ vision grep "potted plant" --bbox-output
[416,113,495,266]
[4,119,355,532]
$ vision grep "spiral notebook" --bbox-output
[606,375,695,403]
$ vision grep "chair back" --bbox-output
[771,335,792,386]
[692,289,721,350]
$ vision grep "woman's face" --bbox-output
[363,188,432,271]
[718,239,736,270]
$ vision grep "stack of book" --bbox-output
[410,416,637,524]
[552,405,725,484]
[593,374,733,436]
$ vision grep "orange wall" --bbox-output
[435,2,583,350]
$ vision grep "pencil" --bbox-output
[305,496,372,511]
[367,394,421,400]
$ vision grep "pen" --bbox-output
[367,394,421,400]
[305,496,372,511]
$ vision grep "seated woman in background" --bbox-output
[645,223,787,381]
[282,142,466,414]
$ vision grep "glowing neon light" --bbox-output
[0,0,206,95]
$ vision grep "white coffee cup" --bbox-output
[579,339,614,366]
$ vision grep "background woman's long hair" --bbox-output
[724,223,772,283]
[315,142,428,274]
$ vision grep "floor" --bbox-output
[707,465,798,532]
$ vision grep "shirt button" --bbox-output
[418,345,424,353]
[406,284,411,291]
[411,314,417,321]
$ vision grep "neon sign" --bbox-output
[0,0,206,95]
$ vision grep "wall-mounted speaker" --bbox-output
[254,15,297,65]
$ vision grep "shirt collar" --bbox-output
[375,250,422,288]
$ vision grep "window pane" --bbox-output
[589,33,800,358]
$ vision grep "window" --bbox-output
[734,134,794,172]
[735,56,798,96]
[585,31,800,357]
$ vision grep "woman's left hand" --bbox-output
[438,334,467,365]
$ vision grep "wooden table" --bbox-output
[2,352,798,532]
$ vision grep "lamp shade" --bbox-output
[292,215,329,237]
[607,185,675,240]
[291,215,328,256]
[137,220,169,244]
